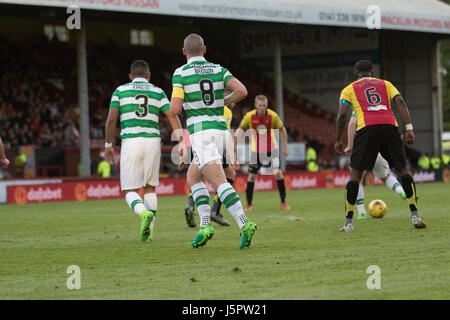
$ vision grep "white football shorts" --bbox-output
[189,129,228,170]
[120,137,161,190]
[372,153,391,179]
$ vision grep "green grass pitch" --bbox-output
[0,182,449,299]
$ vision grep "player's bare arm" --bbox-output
[168,97,185,158]
[280,125,288,158]
[104,107,120,165]
[345,116,357,155]
[334,102,350,154]
[0,137,9,169]
[393,95,415,145]
[224,78,248,106]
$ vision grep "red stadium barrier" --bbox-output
[8,168,448,204]
[6,171,353,204]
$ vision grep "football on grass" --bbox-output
[368,199,387,218]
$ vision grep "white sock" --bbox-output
[356,184,366,215]
[385,175,405,195]
[217,182,247,229]
[191,182,211,227]
[144,192,157,229]
[125,192,146,216]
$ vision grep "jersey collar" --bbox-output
[187,56,206,64]
[132,77,148,83]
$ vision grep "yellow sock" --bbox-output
[407,183,418,209]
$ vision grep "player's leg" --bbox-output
[184,193,196,228]
[184,147,196,228]
[373,153,406,200]
[273,167,290,210]
[187,163,215,247]
[356,171,367,219]
[142,185,157,240]
[211,163,234,226]
[245,151,261,211]
[379,125,426,229]
[341,126,379,232]
[141,137,163,240]
[201,161,257,249]
[245,171,257,211]
[121,139,154,241]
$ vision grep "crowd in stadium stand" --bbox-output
[2,35,440,178]
[0,36,303,152]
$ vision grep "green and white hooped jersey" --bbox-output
[109,78,170,139]
[172,56,235,135]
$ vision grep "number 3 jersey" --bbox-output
[109,78,170,139]
[171,56,235,135]
[339,77,401,131]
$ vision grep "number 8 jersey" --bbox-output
[339,77,401,131]
[171,56,235,135]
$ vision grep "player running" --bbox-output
[104,60,183,241]
[335,59,426,232]
[170,33,257,249]
[183,103,237,227]
[345,111,406,220]
[235,95,290,212]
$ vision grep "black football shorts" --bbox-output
[350,124,407,172]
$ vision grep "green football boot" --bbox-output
[356,213,367,220]
[140,210,154,242]
[148,213,156,241]
[191,223,215,248]
[400,192,407,200]
[239,220,258,249]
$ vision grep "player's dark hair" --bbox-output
[130,60,150,77]
[354,60,373,77]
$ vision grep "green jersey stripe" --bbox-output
[121,119,160,130]
[121,133,160,139]
[186,107,224,118]
[187,121,228,134]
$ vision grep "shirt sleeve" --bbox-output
[271,112,284,129]
[171,68,185,99]
[339,86,352,107]
[240,113,251,129]
[160,89,170,113]
[109,89,120,109]
[222,67,235,86]
[385,81,401,100]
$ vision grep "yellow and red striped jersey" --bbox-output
[339,77,400,130]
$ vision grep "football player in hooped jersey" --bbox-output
[334,59,426,232]
[235,95,290,212]
[170,33,257,249]
[104,60,184,241]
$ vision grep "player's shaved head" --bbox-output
[183,33,205,56]
[354,60,374,78]
[130,60,150,77]
[254,94,268,116]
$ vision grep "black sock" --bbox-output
[246,181,255,206]
[227,178,234,185]
[276,178,286,203]
[345,180,359,224]
[400,174,418,212]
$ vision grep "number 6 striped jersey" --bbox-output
[109,77,170,139]
[171,56,234,135]
[339,77,400,131]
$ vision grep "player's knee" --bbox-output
[143,185,156,193]
[226,167,236,180]
[273,169,283,179]
[248,173,257,182]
